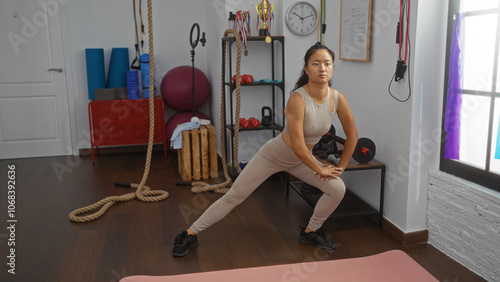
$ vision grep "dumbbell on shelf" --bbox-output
[232,74,254,84]
[239,117,261,129]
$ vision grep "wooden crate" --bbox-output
[178,124,218,181]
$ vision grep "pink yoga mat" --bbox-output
[120,250,437,282]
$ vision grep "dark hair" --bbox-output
[293,43,335,91]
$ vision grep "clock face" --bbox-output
[286,2,318,36]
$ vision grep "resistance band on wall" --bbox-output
[388,0,412,102]
[317,0,326,44]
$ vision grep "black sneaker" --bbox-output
[298,226,335,250]
[172,231,199,257]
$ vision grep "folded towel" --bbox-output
[170,121,200,149]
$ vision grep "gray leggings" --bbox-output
[189,133,346,234]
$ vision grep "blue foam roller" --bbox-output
[85,48,106,100]
[140,53,153,98]
[126,70,139,88]
[142,73,150,98]
[107,48,130,88]
[128,86,140,100]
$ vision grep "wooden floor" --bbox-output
[0,151,486,282]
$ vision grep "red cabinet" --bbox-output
[88,98,166,162]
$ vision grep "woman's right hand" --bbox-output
[314,164,343,180]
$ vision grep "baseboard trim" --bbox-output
[380,217,428,245]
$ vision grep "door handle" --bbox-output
[48,68,63,73]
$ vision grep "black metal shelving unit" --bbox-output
[221,36,285,173]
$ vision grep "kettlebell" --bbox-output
[261,106,273,126]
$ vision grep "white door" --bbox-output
[0,0,72,159]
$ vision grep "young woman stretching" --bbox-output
[173,43,358,257]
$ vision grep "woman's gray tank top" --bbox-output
[284,87,338,144]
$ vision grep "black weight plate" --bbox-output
[353,137,376,164]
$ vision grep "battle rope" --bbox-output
[190,29,243,194]
[69,0,169,223]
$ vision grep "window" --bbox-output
[440,0,500,191]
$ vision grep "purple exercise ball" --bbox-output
[161,66,210,111]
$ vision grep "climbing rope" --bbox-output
[69,0,169,223]
[191,29,243,194]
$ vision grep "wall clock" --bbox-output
[285,1,318,36]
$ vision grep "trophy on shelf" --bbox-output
[255,0,274,43]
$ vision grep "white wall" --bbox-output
[320,0,448,233]
[204,0,226,153]
[61,0,454,235]
[407,0,448,232]
[322,0,416,230]
[229,0,426,232]
[64,0,210,152]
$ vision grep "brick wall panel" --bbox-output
[427,171,500,282]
